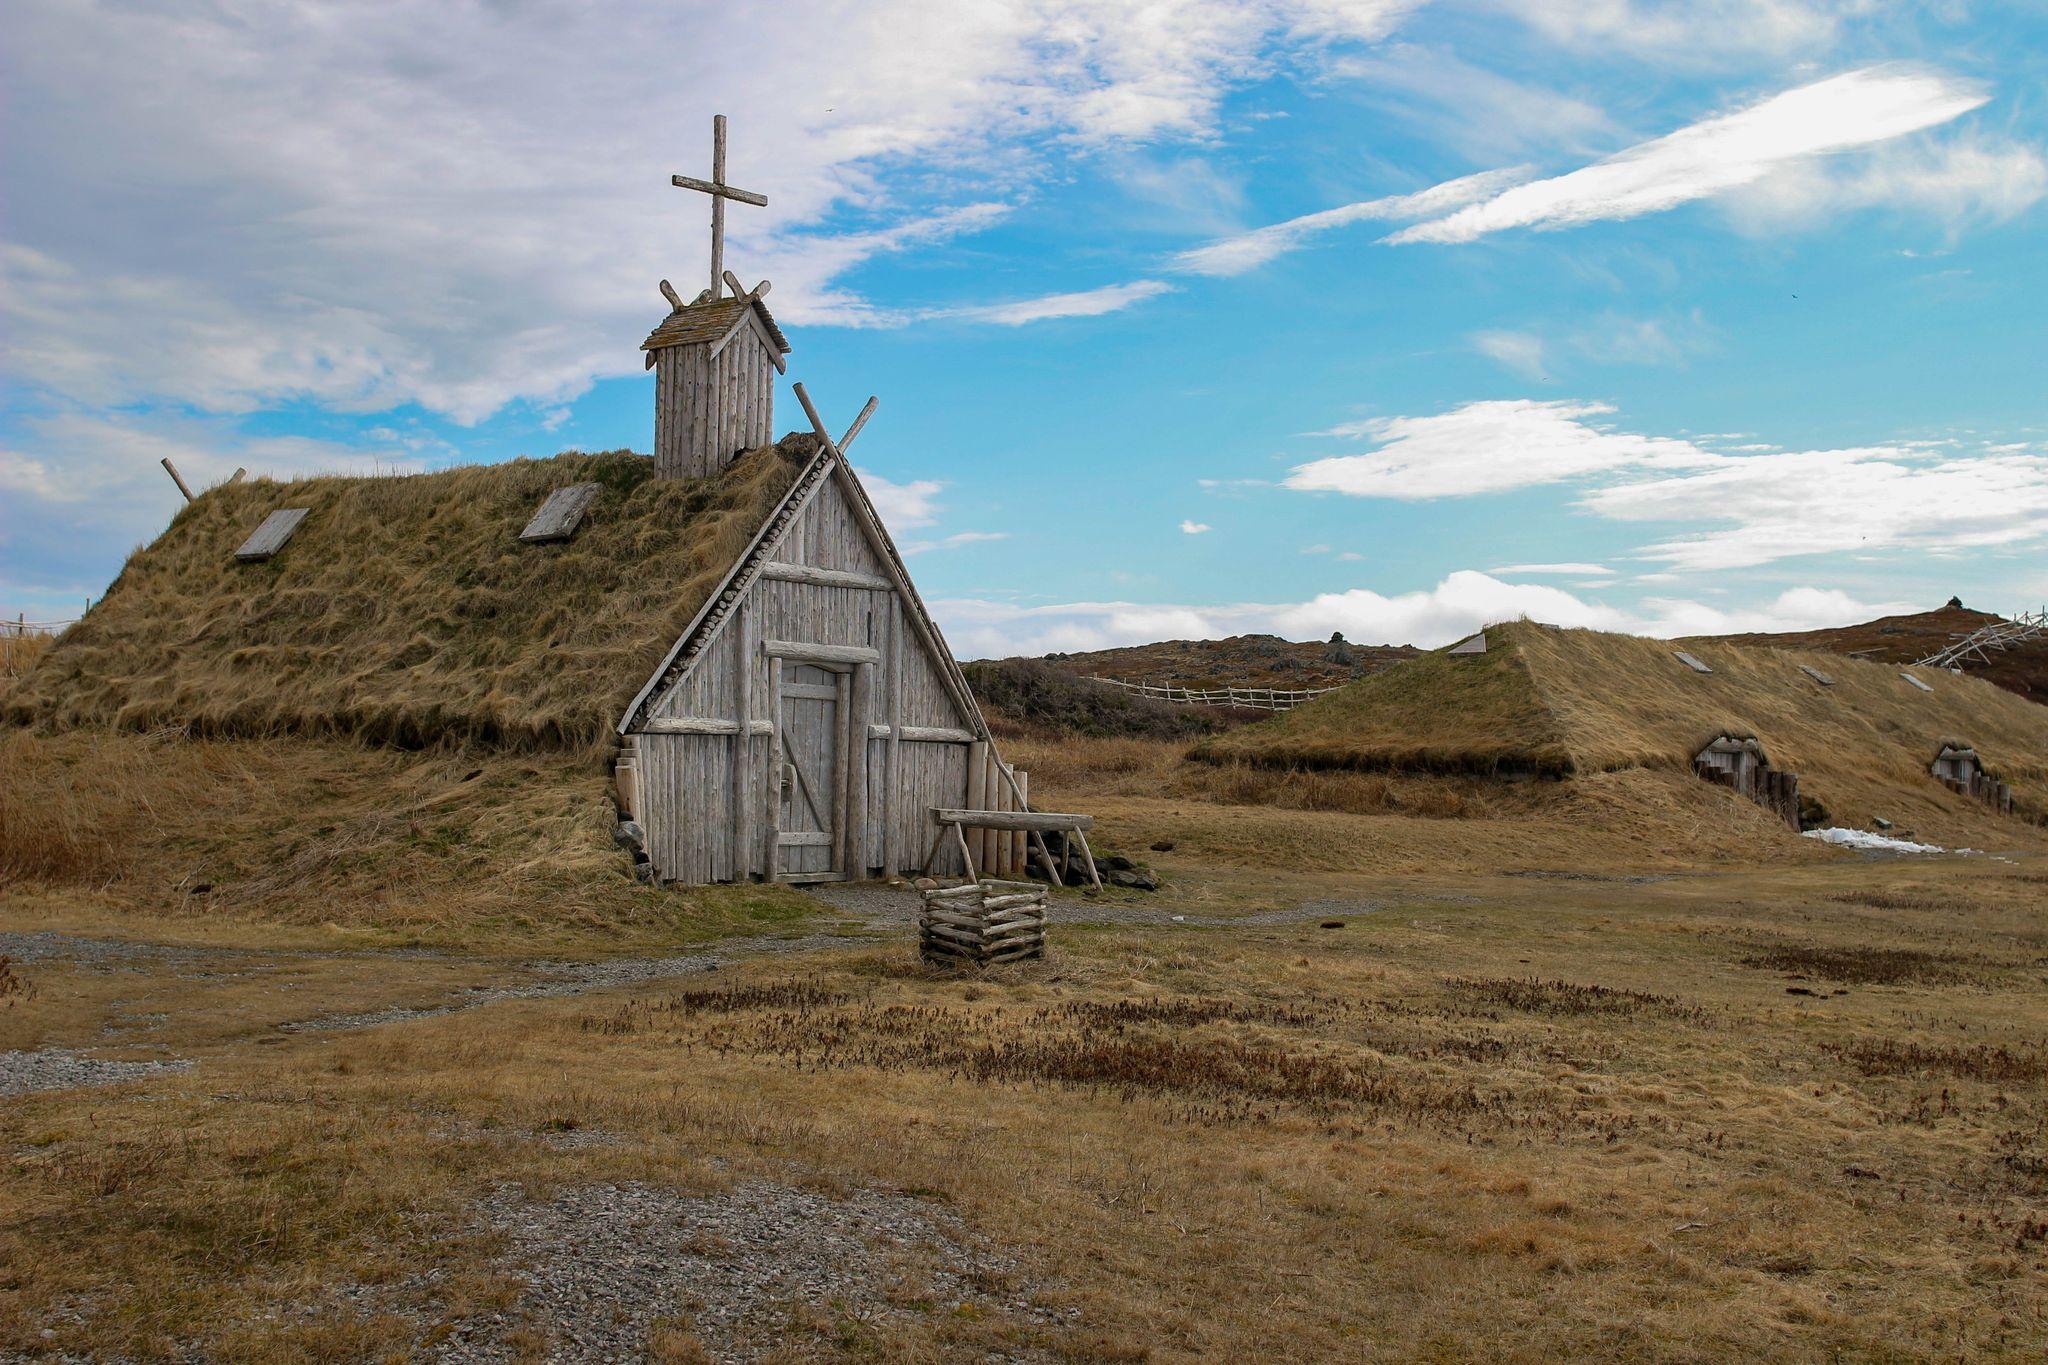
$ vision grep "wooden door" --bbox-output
[776,663,845,880]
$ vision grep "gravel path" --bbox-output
[0,1047,194,1097]
[435,1178,1053,1361]
[284,929,877,1033]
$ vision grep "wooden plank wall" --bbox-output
[652,331,775,480]
[636,471,985,884]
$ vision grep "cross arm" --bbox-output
[671,174,768,207]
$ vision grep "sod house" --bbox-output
[8,272,1031,886]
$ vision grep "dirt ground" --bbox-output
[4,828,2046,1362]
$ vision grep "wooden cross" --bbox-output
[672,114,767,300]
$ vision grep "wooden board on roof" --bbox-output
[518,483,602,543]
[234,508,310,562]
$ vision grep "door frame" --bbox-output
[763,641,879,884]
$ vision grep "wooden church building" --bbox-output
[611,117,1039,884]
[6,116,1075,889]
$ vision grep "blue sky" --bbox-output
[4,0,2046,656]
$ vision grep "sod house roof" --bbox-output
[1195,620,2048,835]
[640,295,792,360]
[3,437,821,752]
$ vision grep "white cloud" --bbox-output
[1727,131,2048,236]
[1390,66,1993,245]
[1482,0,1857,59]
[931,280,1174,326]
[0,0,1424,424]
[1286,399,1714,499]
[934,571,1911,658]
[854,468,945,529]
[1169,168,1531,275]
[1489,562,1615,576]
[1472,330,1549,380]
[902,530,1012,555]
[1180,519,1214,534]
[1584,446,2048,570]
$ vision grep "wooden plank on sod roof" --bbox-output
[1672,650,1713,674]
[234,508,309,562]
[519,482,602,543]
[1448,632,1487,655]
[1900,671,1934,692]
[1799,665,1836,686]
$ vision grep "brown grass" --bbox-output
[0,630,52,678]
[0,728,818,949]
[1,439,814,752]
[1196,620,2048,847]
[1739,942,1976,986]
[7,856,2048,1357]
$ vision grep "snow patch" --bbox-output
[1801,828,1959,854]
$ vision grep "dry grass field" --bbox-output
[4,719,2046,1360]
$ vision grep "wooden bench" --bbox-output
[924,808,1102,891]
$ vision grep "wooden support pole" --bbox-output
[965,741,988,878]
[1072,827,1104,893]
[763,655,784,880]
[160,458,195,502]
[733,601,755,881]
[1012,770,1029,875]
[883,596,903,875]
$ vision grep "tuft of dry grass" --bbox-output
[0,629,52,679]
[3,439,815,753]
[1820,1038,2048,1082]
[1450,975,1708,1021]
[1740,942,1975,986]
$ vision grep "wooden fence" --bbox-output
[1090,676,1341,713]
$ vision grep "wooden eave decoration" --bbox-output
[234,508,310,562]
[519,482,602,544]
[1672,650,1713,674]
[1448,632,1486,655]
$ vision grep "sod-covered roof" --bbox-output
[640,296,791,358]
[4,438,819,751]
[1196,620,2048,837]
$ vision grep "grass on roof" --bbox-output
[3,439,817,754]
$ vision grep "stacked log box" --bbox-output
[919,878,1047,966]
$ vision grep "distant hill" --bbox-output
[1026,633,1421,690]
[1691,603,2047,705]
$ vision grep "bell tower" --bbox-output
[644,115,790,479]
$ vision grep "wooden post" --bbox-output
[882,597,903,875]
[710,114,727,298]
[965,740,988,879]
[831,670,852,876]
[1012,770,1029,874]
[733,602,755,880]
[1072,827,1104,893]
[160,458,195,502]
[846,661,871,877]
[763,655,784,880]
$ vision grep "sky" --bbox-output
[4,0,2046,659]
